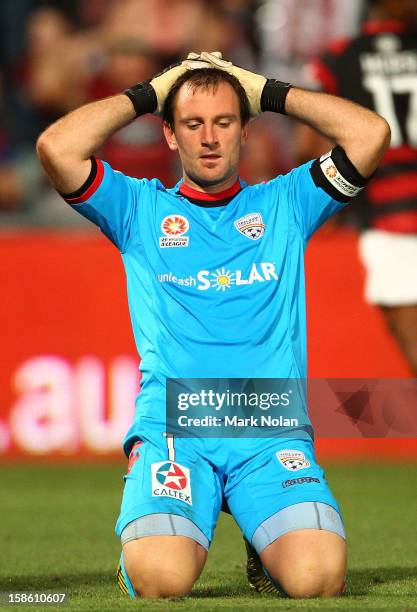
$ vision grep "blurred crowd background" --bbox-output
[1,1,415,460]
[0,0,367,227]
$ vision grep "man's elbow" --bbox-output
[374,115,391,155]
[361,115,391,174]
[36,129,58,167]
[36,128,72,180]
[348,115,391,178]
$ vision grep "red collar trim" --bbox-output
[362,20,406,35]
[179,180,241,201]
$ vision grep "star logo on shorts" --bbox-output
[151,461,193,505]
[155,462,188,490]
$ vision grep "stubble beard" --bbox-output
[186,164,235,189]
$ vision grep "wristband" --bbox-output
[124,81,157,117]
[310,146,369,203]
[261,79,292,115]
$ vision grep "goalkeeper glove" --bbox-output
[197,51,291,117]
[124,53,212,117]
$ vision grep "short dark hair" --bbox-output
[162,68,250,129]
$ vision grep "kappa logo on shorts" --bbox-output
[234,212,266,240]
[159,215,190,248]
[276,449,311,471]
[282,477,320,488]
[151,461,192,505]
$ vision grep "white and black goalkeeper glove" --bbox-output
[124,53,212,117]
[124,50,292,118]
[196,51,292,117]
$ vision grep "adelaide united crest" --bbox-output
[234,212,266,240]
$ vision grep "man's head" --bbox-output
[162,68,250,190]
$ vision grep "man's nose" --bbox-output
[201,124,218,147]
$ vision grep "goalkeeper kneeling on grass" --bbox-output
[37,52,390,599]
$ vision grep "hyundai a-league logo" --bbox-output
[161,215,189,236]
[325,164,337,179]
[159,215,190,248]
[277,449,310,471]
[235,212,265,240]
[151,461,192,505]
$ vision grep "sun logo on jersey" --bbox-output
[211,268,236,291]
[161,215,189,236]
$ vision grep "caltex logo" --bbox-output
[155,462,188,490]
[161,215,189,236]
[151,461,192,505]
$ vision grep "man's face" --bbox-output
[163,81,248,189]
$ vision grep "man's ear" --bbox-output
[241,122,249,147]
[163,121,178,151]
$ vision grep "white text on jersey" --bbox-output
[157,262,278,291]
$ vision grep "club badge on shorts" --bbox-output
[276,449,310,471]
[151,461,192,505]
[234,212,265,240]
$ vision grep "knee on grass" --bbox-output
[122,532,207,599]
[127,564,194,599]
[274,568,345,599]
[259,525,347,599]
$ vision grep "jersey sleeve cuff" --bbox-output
[60,157,105,205]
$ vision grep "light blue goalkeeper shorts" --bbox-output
[115,429,345,550]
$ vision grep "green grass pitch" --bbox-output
[1,462,416,611]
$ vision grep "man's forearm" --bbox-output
[192,52,390,178]
[37,94,136,193]
[284,87,390,177]
[43,94,135,160]
[36,55,211,194]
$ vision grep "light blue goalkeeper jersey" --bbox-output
[67,159,345,453]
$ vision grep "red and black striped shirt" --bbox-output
[310,20,417,233]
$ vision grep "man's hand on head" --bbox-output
[124,51,292,119]
[124,53,214,118]
[195,52,267,117]
[151,54,216,115]
[192,52,292,117]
